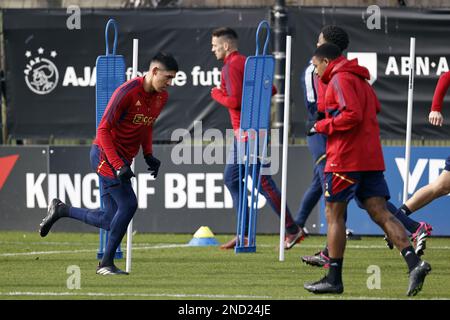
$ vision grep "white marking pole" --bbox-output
[126,38,139,273]
[279,35,291,261]
[403,37,415,203]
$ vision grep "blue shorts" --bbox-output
[445,156,450,171]
[324,171,390,203]
[90,145,123,195]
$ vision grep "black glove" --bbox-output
[144,154,161,178]
[315,111,325,121]
[116,165,135,183]
[305,120,317,136]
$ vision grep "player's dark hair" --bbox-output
[150,52,179,72]
[313,43,342,61]
[212,27,238,41]
[320,25,349,52]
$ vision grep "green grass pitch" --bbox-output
[0,231,449,300]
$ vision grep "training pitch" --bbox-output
[0,232,449,300]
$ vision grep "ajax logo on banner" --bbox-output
[24,48,59,95]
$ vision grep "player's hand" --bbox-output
[429,111,444,126]
[144,154,161,178]
[211,87,221,100]
[116,165,135,183]
[305,120,317,136]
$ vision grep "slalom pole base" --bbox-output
[235,246,256,253]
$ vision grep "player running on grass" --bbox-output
[210,27,303,250]
[39,52,178,275]
[303,43,431,296]
[298,26,432,269]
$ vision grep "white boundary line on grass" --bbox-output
[0,291,271,299]
[0,249,94,256]
[1,291,449,300]
[2,243,450,257]
[0,241,98,246]
[0,244,189,257]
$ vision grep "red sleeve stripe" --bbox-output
[223,64,233,96]
[331,75,346,109]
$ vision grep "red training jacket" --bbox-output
[211,51,277,136]
[94,76,168,178]
[431,71,450,112]
[211,51,246,134]
[315,56,385,173]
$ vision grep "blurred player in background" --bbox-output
[210,27,303,250]
[296,25,349,266]
[38,52,178,275]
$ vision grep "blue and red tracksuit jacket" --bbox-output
[301,63,327,164]
[94,76,168,178]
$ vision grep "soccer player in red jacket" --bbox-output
[210,27,303,250]
[39,52,178,275]
[304,43,431,296]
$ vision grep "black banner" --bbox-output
[289,7,450,139]
[3,9,269,140]
[4,8,450,141]
[0,145,319,234]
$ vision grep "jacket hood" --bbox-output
[321,56,370,84]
